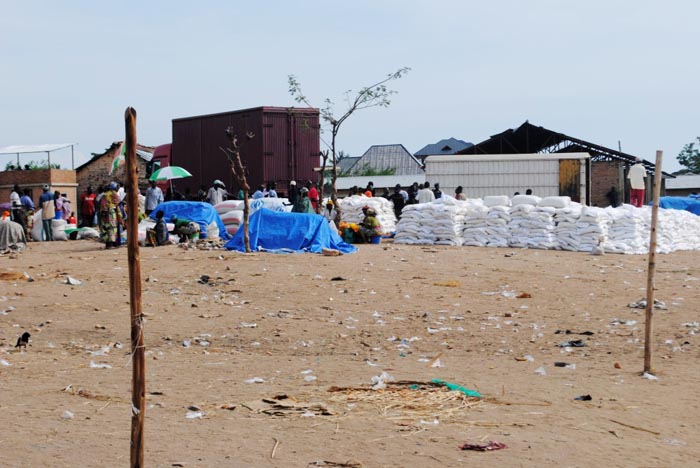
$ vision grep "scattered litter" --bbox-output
[459,441,507,451]
[23,272,34,282]
[574,394,592,401]
[663,438,687,446]
[430,379,481,397]
[89,361,112,369]
[558,340,586,348]
[304,375,318,382]
[330,276,346,281]
[243,394,333,417]
[65,276,82,286]
[516,292,532,299]
[182,340,191,348]
[185,411,204,419]
[642,372,658,381]
[370,371,394,390]
[0,359,12,367]
[240,322,257,328]
[62,411,74,420]
[627,298,668,310]
[610,318,637,326]
[554,362,576,369]
[245,377,266,384]
[433,280,460,288]
[419,418,439,426]
[534,366,547,376]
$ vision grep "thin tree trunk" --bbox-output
[331,128,341,224]
[643,150,663,374]
[125,107,145,468]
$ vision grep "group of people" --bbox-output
[9,184,78,241]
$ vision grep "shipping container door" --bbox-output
[559,159,581,202]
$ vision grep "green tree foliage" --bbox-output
[677,137,700,174]
[4,159,61,170]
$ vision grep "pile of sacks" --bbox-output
[214,198,291,236]
[30,210,99,241]
[394,196,473,245]
[338,195,396,235]
[509,195,558,249]
[394,193,700,254]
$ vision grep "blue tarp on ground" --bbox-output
[657,197,700,216]
[224,208,357,254]
[150,201,230,240]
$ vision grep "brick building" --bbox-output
[457,122,673,206]
[0,169,77,210]
[76,142,155,199]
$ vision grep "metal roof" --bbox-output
[458,121,674,177]
[414,138,473,157]
[665,174,700,190]
[0,143,76,154]
[349,144,424,176]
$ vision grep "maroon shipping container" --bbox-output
[171,106,320,197]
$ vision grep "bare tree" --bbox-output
[220,128,254,253]
[288,67,410,216]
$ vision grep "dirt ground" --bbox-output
[1,239,699,468]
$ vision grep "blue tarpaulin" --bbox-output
[150,201,230,240]
[224,208,357,254]
[657,197,700,216]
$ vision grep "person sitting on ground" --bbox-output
[147,210,170,246]
[358,208,381,243]
[170,214,200,243]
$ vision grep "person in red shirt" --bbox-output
[68,212,77,225]
[80,186,97,227]
[306,180,319,213]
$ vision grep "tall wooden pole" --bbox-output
[125,107,145,467]
[643,150,663,374]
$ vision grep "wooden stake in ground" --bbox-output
[220,128,253,252]
[125,107,145,467]
[643,150,663,374]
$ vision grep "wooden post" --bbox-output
[221,128,253,252]
[643,150,663,374]
[125,107,145,467]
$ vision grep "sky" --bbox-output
[1,0,698,173]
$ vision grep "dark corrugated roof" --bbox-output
[414,137,473,156]
[458,121,673,177]
[76,141,155,172]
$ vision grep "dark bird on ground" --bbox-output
[15,332,30,349]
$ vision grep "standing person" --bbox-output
[39,184,55,241]
[628,158,647,208]
[455,186,466,201]
[20,189,35,238]
[433,183,443,199]
[388,184,406,220]
[145,180,163,216]
[196,185,207,202]
[380,187,390,199]
[80,186,97,227]
[293,187,314,213]
[10,184,25,232]
[606,186,620,207]
[53,191,63,220]
[408,182,420,205]
[60,193,71,220]
[365,181,375,197]
[288,181,299,206]
[207,180,227,206]
[322,199,337,223]
[307,181,319,213]
[417,182,435,204]
[98,182,122,249]
[268,182,278,198]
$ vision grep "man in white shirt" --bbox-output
[627,158,647,208]
[417,181,436,204]
[145,180,164,215]
[207,180,227,206]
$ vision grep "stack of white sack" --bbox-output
[657,208,700,252]
[482,196,511,248]
[394,204,430,244]
[605,205,649,254]
[553,204,582,251]
[431,196,473,246]
[575,205,612,252]
[338,195,397,234]
[461,201,489,246]
[509,195,557,249]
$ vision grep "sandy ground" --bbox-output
[1,239,699,468]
